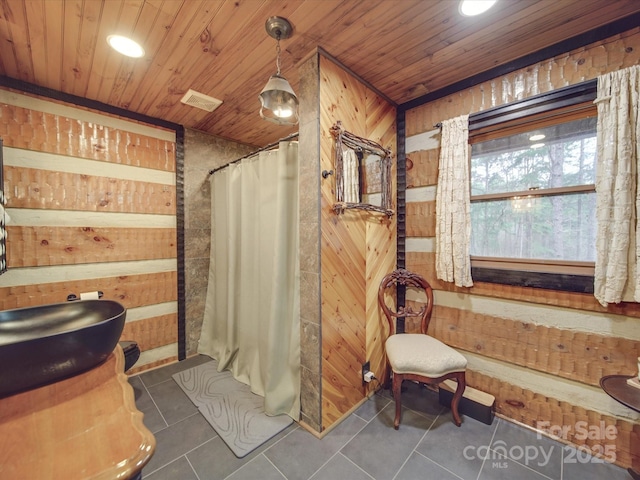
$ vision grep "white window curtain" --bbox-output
[594,65,640,306]
[436,114,473,287]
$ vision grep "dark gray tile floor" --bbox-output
[130,355,631,480]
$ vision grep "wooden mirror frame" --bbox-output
[329,121,394,217]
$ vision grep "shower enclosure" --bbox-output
[198,140,300,419]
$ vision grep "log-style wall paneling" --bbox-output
[4,166,176,215]
[0,271,178,311]
[121,314,178,352]
[128,356,178,375]
[404,300,640,387]
[0,103,176,171]
[0,88,179,370]
[406,148,439,188]
[466,369,639,471]
[405,201,436,238]
[319,56,397,429]
[402,29,640,469]
[406,251,640,317]
[7,226,177,267]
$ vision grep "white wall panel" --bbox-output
[0,259,177,287]
[406,128,440,153]
[406,289,640,341]
[4,147,176,185]
[7,208,176,228]
[126,301,178,322]
[464,351,640,422]
[406,185,436,202]
[136,343,179,368]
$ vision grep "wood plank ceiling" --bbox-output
[1,0,639,147]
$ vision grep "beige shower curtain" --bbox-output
[198,141,300,420]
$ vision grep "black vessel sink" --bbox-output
[0,300,126,398]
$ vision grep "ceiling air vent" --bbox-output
[180,89,223,112]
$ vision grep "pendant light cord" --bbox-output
[275,33,282,75]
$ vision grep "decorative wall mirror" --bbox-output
[329,121,394,217]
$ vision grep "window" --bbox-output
[468,81,597,292]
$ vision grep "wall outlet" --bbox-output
[362,361,370,384]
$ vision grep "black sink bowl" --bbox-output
[0,300,126,398]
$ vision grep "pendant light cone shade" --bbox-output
[259,16,298,126]
[259,74,298,125]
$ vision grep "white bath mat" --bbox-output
[172,360,293,458]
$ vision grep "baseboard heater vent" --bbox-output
[439,379,495,425]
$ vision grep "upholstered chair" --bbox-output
[378,268,467,429]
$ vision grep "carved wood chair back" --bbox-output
[377,268,468,429]
[378,268,433,336]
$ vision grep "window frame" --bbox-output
[467,80,597,293]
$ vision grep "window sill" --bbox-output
[471,267,594,294]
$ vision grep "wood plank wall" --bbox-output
[403,29,640,470]
[319,56,396,429]
[0,88,178,373]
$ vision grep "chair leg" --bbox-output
[392,372,403,429]
[450,372,466,427]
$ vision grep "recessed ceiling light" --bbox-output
[529,134,546,141]
[459,0,498,17]
[530,143,546,149]
[107,35,145,58]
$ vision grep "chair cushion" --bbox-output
[385,334,467,377]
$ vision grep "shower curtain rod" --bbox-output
[208,131,299,175]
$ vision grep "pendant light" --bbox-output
[259,17,298,126]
